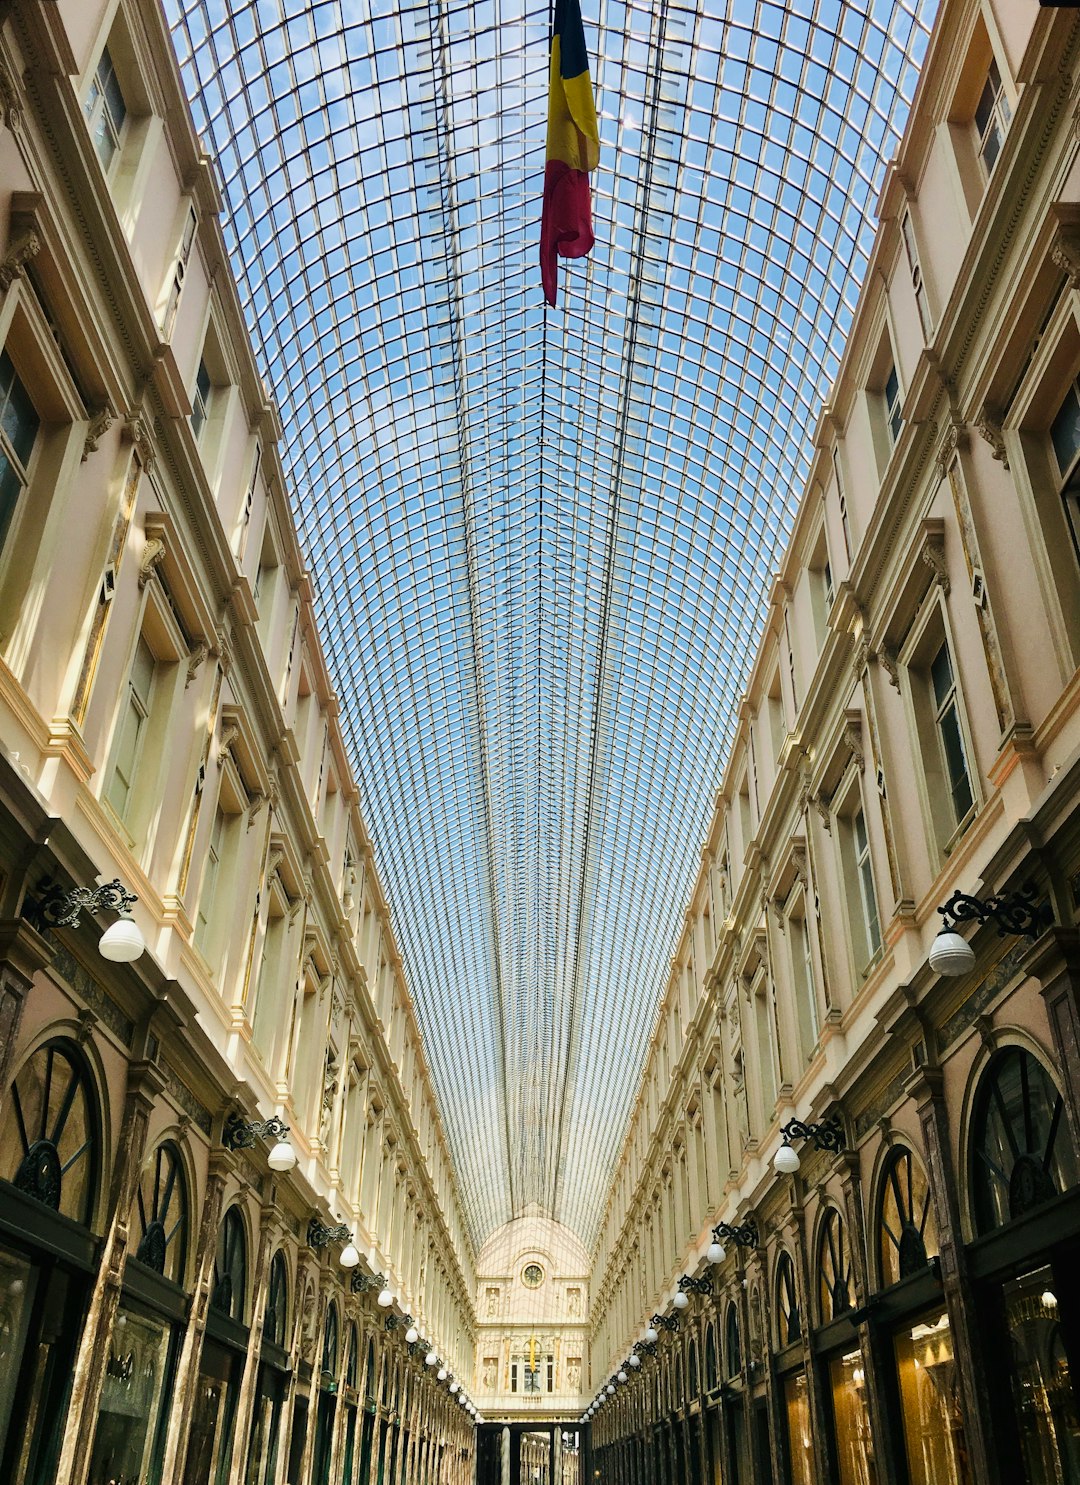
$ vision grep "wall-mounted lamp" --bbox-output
[222,1113,297,1171]
[377,1286,395,1307]
[712,1217,758,1251]
[929,882,1050,977]
[649,1312,680,1333]
[773,1114,845,1174]
[351,1269,383,1295]
[643,1326,659,1345]
[32,878,145,961]
[678,1273,713,1299]
[308,1219,358,1268]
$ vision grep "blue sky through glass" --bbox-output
[166,0,936,1251]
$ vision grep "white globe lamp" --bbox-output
[339,1243,361,1269]
[929,929,975,977]
[405,1326,419,1344]
[99,917,145,962]
[629,1354,640,1369]
[426,1351,438,1367]
[267,1139,297,1172]
[377,1287,394,1307]
[673,1290,689,1310]
[707,1241,726,1264]
[774,1143,802,1175]
[617,1371,628,1384]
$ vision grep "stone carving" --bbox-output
[124,415,155,469]
[567,1286,582,1318]
[1052,227,1080,286]
[567,1357,582,1391]
[82,407,114,462]
[0,229,40,291]
[0,60,21,131]
[485,1286,500,1317]
[138,536,166,590]
[878,646,900,691]
[185,641,208,688]
[482,1357,497,1389]
[217,722,239,765]
[843,720,865,773]
[976,408,1009,470]
[921,534,950,596]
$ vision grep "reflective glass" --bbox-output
[165,0,937,1246]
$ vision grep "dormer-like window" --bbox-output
[84,47,127,173]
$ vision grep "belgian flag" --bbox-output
[540,0,600,307]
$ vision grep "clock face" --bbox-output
[522,1263,544,1289]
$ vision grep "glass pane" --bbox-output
[829,1350,877,1485]
[930,644,953,710]
[1051,388,1080,476]
[784,1372,814,1485]
[0,452,23,552]
[88,1307,173,1485]
[894,1310,971,1485]
[183,1343,238,1485]
[0,1247,37,1455]
[938,704,973,821]
[973,1049,1078,1234]
[1003,1265,1080,1483]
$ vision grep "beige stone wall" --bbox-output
[589,0,1080,1397]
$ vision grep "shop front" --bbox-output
[183,1205,250,1485]
[0,1036,100,1485]
[247,1249,291,1485]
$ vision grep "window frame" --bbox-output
[833,773,884,982]
[83,45,129,177]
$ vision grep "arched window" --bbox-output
[704,1323,719,1391]
[322,1302,339,1386]
[210,1205,247,1322]
[2,1038,98,1224]
[346,1324,359,1390]
[878,1145,937,1286]
[725,1302,741,1378]
[817,1207,852,1323]
[133,1140,188,1283]
[971,1047,1078,1234]
[673,1351,684,1407]
[365,1339,377,1401]
[265,1251,289,1348]
[775,1250,800,1345]
[687,1338,699,1397]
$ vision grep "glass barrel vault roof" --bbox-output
[166,0,936,1252]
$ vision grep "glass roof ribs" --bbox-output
[166,0,937,1251]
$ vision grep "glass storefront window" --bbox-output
[0,1248,35,1455]
[894,1309,971,1485]
[784,1372,814,1485]
[1002,1264,1080,1483]
[246,1367,284,1485]
[183,1339,239,1485]
[88,1306,173,1485]
[829,1349,877,1485]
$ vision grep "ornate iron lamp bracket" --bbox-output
[778,1114,844,1155]
[650,1312,680,1332]
[713,1217,759,1249]
[678,1274,713,1296]
[223,1113,291,1151]
[937,883,1050,940]
[350,1269,385,1294]
[31,878,138,930]
[308,1218,351,1249]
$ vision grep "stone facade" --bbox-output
[588,1,1080,1482]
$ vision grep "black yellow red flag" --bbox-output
[540,0,600,306]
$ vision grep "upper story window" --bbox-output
[852,805,881,960]
[929,640,974,827]
[974,58,1010,177]
[162,206,198,339]
[884,364,903,444]
[106,635,157,823]
[0,350,40,553]
[1050,378,1080,561]
[900,211,932,339]
[833,447,852,561]
[84,47,127,173]
[191,358,212,440]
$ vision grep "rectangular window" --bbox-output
[194,809,225,950]
[84,47,127,173]
[885,365,903,444]
[107,637,156,821]
[790,912,819,1060]
[191,359,212,440]
[833,448,852,560]
[163,207,197,338]
[0,350,39,553]
[853,805,882,963]
[1051,381,1080,560]
[901,211,932,338]
[974,59,1010,177]
[930,641,974,826]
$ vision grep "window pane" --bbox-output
[0,453,22,551]
[0,351,39,468]
[939,704,973,820]
[930,644,953,710]
[1051,387,1080,476]
[894,1311,969,1485]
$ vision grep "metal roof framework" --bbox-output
[166,0,936,1251]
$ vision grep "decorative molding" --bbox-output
[921,532,950,596]
[0,60,22,131]
[185,641,208,688]
[878,646,900,692]
[851,636,870,686]
[81,407,114,462]
[933,414,965,482]
[812,792,832,834]
[214,626,233,676]
[842,718,865,773]
[138,536,166,590]
[217,721,239,765]
[123,415,155,469]
[1051,224,1080,286]
[0,228,40,291]
[976,407,1009,470]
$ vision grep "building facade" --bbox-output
[0,1,478,1482]
[588,1,1080,1483]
